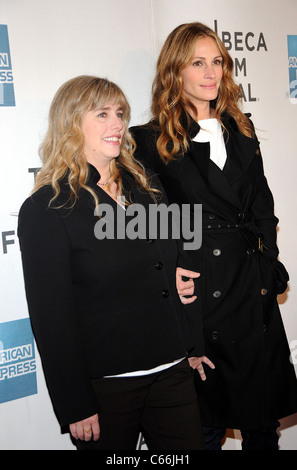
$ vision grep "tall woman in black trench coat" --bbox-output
[17,75,205,450]
[130,22,297,450]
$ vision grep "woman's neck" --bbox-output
[198,106,216,120]
[186,103,215,121]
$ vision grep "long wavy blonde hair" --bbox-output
[151,22,253,162]
[34,75,156,207]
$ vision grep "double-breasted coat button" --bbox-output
[147,238,154,244]
[208,213,215,220]
[154,262,163,270]
[161,290,169,298]
[213,290,221,298]
[261,288,268,295]
[211,331,220,340]
[213,249,221,256]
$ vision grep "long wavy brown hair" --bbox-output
[34,75,157,207]
[151,22,253,162]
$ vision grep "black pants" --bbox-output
[202,421,280,450]
[75,359,205,450]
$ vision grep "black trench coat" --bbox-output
[130,113,297,430]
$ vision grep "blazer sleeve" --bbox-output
[131,126,205,356]
[18,198,99,428]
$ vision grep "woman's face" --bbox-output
[181,36,223,114]
[81,102,125,167]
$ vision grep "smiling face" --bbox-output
[81,102,125,169]
[181,36,223,117]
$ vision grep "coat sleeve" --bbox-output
[18,198,99,428]
[251,149,289,294]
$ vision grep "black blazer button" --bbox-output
[213,249,221,256]
[162,290,169,298]
[213,290,221,298]
[261,288,268,295]
[211,330,220,341]
[154,262,163,270]
[209,213,215,220]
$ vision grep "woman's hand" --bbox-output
[69,413,100,442]
[188,356,215,381]
[176,267,200,304]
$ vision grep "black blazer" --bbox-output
[18,164,196,427]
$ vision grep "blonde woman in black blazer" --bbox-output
[18,76,205,450]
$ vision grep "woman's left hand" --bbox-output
[176,267,200,304]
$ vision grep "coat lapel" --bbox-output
[186,113,259,213]
[175,144,240,222]
[223,128,259,184]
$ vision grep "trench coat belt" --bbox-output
[202,218,267,253]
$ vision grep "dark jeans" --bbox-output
[74,359,205,450]
[202,421,280,450]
